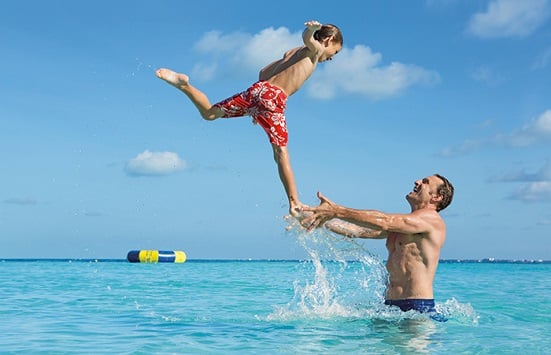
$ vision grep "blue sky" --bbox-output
[1,0,550,260]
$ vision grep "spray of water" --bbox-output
[268,218,478,324]
[268,219,388,320]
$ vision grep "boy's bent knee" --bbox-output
[272,145,289,162]
[202,107,224,120]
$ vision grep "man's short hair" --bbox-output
[434,174,454,212]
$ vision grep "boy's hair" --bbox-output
[434,174,454,212]
[314,24,343,45]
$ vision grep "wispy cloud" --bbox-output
[125,150,186,177]
[532,46,551,70]
[491,160,551,182]
[491,160,551,202]
[440,109,551,157]
[470,66,506,86]
[439,138,485,157]
[509,181,551,202]
[84,211,104,217]
[466,0,550,39]
[190,26,440,100]
[504,110,551,146]
[3,198,37,206]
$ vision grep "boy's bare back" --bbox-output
[259,46,320,96]
[259,20,342,96]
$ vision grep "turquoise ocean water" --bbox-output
[1,232,550,354]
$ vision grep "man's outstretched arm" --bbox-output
[325,220,387,239]
[302,192,436,235]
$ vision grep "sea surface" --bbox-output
[1,233,550,354]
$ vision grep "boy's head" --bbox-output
[315,24,343,62]
[314,24,343,46]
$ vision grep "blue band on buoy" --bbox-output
[127,250,186,263]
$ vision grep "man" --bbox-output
[301,174,454,318]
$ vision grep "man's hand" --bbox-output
[301,191,336,231]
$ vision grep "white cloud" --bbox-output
[125,150,186,177]
[191,62,218,82]
[440,110,551,157]
[507,110,551,146]
[467,0,550,39]
[491,160,551,203]
[509,181,551,202]
[193,30,252,55]
[492,160,551,182]
[241,27,299,70]
[192,27,296,78]
[190,28,440,100]
[308,45,378,99]
[309,45,440,100]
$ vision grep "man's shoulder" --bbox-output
[412,208,446,231]
[413,207,443,219]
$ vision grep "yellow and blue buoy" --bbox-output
[127,250,186,263]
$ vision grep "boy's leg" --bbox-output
[271,144,302,217]
[156,68,224,120]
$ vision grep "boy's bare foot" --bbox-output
[285,204,313,231]
[289,204,301,218]
[155,68,189,89]
[289,203,311,220]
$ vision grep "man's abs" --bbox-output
[386,256,434,299]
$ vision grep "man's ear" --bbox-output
[431,194,443,205]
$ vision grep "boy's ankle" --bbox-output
[289,203,304,218]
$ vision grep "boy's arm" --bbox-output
[302,20,324,55]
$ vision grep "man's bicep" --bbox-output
[388,214,432,235]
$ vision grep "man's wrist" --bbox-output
[333,205,344,219]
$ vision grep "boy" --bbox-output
[156,20,343,217]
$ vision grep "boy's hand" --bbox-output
[304,20,322,30]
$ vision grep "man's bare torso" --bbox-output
[259,46,318,96]
[385,230,442,300]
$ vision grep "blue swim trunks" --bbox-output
[385,299,447,322]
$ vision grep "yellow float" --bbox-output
[126,250,186,263]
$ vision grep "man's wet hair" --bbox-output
[434,174,454,212]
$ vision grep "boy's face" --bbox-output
[320,41,342,62]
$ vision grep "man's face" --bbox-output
[406,175,443,205]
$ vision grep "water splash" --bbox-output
[269,219,479,324]
[128,57,155,78]
[436,298,479,325]
[268,221,388,320]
